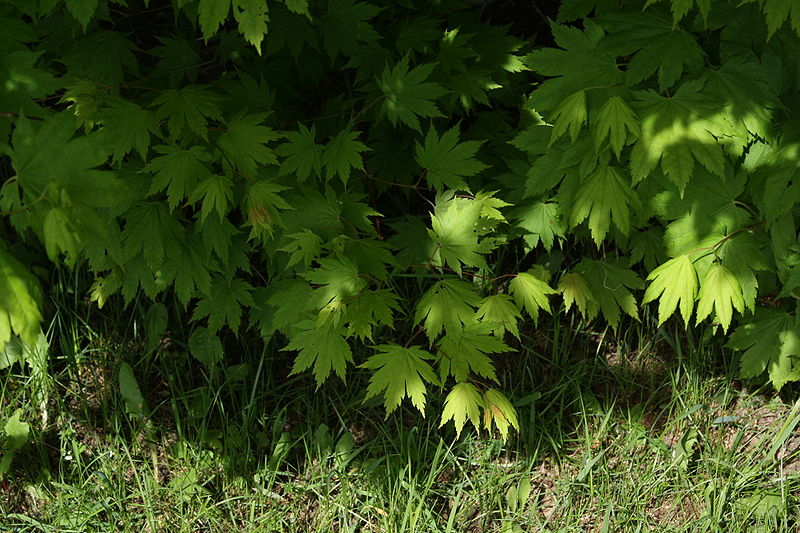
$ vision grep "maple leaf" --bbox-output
[415,279,481,341]
[345,289,400,341]
[217,112,280,178]
[0,50,60,118]
[198,0,230,41]
[233,0,269,53]
[440,382,484,437]
[629,227,667,271]
[569,165,638,246]
[243,179,292,240]
[362,344,438,415]
[728,309,800,391]
[323,127,368,185]
[475,294,521,338]
[438,322,510,382]
[279,230,322,269]
[188,326,223,368]
[643,255,698,326]
[558,272,593,316]
[592,96,640,157]
[482,389,519,441]
[285,322,353,385]
[192,276,255,333]
[598,9,704,90]
[428,194,487,275]
[524,20,622,114]
[276,124,324,181]
[509,272,557,324]
[549,90,587,144]
[630,80,731,192]
[145,145,213,210]
[378,56,446,132]
[695,263,745,332]
[122,202,185,269]
[43,208,81,267]
[265,279,317,333]
[573,259,643,329]
[97,98,153,162]
[415,124,488,190]
[151,85,223,140]
[0,248,43,348]
[512,201,565,251]
[761,0,800,37]
[188,174,234,221]
[66,0,99,30]
[302,256,367,310]
[320,0,382,58]
[61,30,139,86]
[653,168,751,257]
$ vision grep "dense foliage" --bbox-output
[2,0,800,438]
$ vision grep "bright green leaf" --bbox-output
[415,124,487,190]
[643,255,698,326]
[362,344,437,415]
[509,272,557,324]
[440,382,484,437]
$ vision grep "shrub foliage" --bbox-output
[2,0,800,437]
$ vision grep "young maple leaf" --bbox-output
[414,124,488,190]
[276,124,324,181]
[512,201,565,252]
[643,255,698,326]
[598,9,704,90]
[428,194,487,275]
[145,145,213,211]
[728,309,800,390]
[438,322,510,383]
[192,277,255,333]
[440,382,484,437]
[569,165,639,246]
[695,263,745,332]
[509,272,557,324]
[0,249,44,348]
[284,322,353,385]
[630,80,731,193]
[482,389,519,441]
[362,344,438,415]
[323,127,368,185]
[558,272,593,316]
[151,85,223,140]
[573,259,643,329]
[592,96,640,157]
[378,55,445,132]
[415,279,481,341]
[217,112,280,178]
[475,294,521,338]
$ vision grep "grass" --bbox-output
[1,281,800,531]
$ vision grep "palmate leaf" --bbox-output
[362,344,438,415]
[145,145,213,211]
[378,56,445,132]
[188,174,234,222]
[122,202,185,269]
[643,255,698,326]
[97,98,152,162]
[66,0,101,30]
[549,90,587,144]
[285,322,353,385]
[592,96,640,157]
[475,294,521,338]
[415,124,488,190]
[558,272,593,316]
[440,382,484,437]
[323,127,368,185]
[508,272,557,325]
[482,389,519,441]
[573,259,643,329]
[438,322,510,383]
[428,194,487,275]
[302,256,367,310]
[598,9,704,90]
[0,248,43,349]
[569,166,638,246]
[761,0,800,36]
[512,201,565,252]
[191,277,255,333]
[320,0,383,58]
[345,289,400,341]
[151,85,223,140]
[276,124,324,181]
[630,80,731,192]
[695,263,745,332]
[728,309,800,390]
[217,112,280,178]
[415,279,481,341]
[198,0,230,41]
[233,0,269,54]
